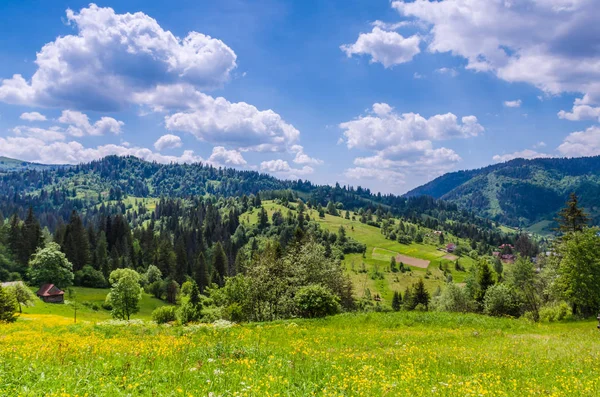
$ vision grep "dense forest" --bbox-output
[404,156,600,229]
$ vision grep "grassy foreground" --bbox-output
[1,312,599,396]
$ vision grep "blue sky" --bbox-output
[0,0,599,194]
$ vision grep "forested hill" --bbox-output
[404,156,600,229]
[0,155,494,233]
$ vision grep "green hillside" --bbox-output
[405,156,600,232]
[0,156,59,172]
[244,201,476,302]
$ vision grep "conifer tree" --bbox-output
[392,290,402,311]
[194,252,210,293]
[556,193,589,234]
[212,242,227,286]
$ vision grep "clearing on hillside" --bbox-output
[395,253,430,269]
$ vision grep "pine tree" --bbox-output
[392,291,402,311]
[62,211,90,272]
[412,278,430,310]
[212,242,227,286]
[556,193,589,234]
[475,261,495,303]
[390,256,397,272]
[174,237,188,284]
[95,232,110,278]
[194,252,210,293]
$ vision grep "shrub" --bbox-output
[431,283,476,313]
[177,301,200,324]
[539,302,573,322]
[74,266,107,288]
[483,284,521,317]
[152,306,177,324]
[146,280,164,299]
[294,285,341,318]
[0,286,17,323]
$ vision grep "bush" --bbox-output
[177,301,201,324]
[294,285,341,318]
[431,283,476,313]
[146,280,164,299]
[74,266,107,288]
[539,302,573,322]
[483,284,521,317]
[152,306,177,324]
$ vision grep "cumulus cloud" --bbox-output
[558,105,600,122]
[208,146,247,166]
[340,103,483,150]
[504,100,522,108]
[392,0,600,112]
[345,167,406,185]
[12,126,65,142]
[146,86,300,152]
[20,112,46,121]
[0,4,237,111]
[58,110,124,136]
[0,136,204,165]
[260,159,314,178]
[492,149,552,163]
[290,145,323,165]
[339,103,479,185]
[557,126,600,157]
[340,27,421,68]
[154,134,182,151]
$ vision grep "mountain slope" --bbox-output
[405,156,600,229]
[0,156,60,172]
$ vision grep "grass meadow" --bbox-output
[1,311,599,396]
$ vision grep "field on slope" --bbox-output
[1,311,598,396]
[242,201,476,303]
[20,286,167,322]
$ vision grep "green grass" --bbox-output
[241,201,475,303]
[1,311,599,396]
[22,286,167,322]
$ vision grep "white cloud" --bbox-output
[339,103,483,150]
[533,141,547,149]
[154,134,182,151]
[340,27,421,68]
[58,110,124,136]
[557,126,600,157]
[504,100,522,108]
[392,0,600,112]
[260,159,314,178]
[558,104,600,122]
[0,137,204,165]
[154,86,299,152]
[12,126,65,142]
[492,149,552,163]
[290,145,323,165]
[436,67,458,77]
[20,112,46,121]
[413,72,424,79]
[339,103,479,186]
[0,4,237,111]
[208,146,247,166]
[345,167,406,185]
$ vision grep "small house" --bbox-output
[446,243,457,253]
[36,284,65,303]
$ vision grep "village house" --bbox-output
[36,284,65,303]
[446,243,456,253]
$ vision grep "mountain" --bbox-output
[0,156,60,172]
[405,156,600,231]
[0,155,501,239]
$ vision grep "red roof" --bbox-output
[36,284,64,297]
